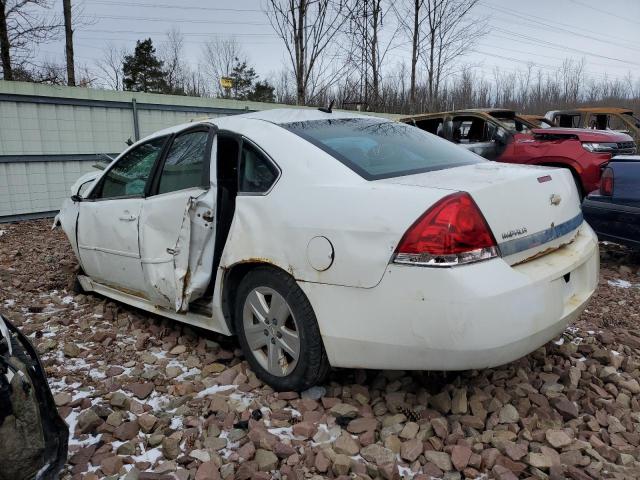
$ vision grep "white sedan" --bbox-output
[56,108,599,391]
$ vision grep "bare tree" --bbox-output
[62,0,73,85]
[265,0,348,105]
[395,0,427,108]
[420,0,485,109]
[95,43,125,90]
[201,36,245,97]
[344,0,398,108]
[160,27,187,94]
[0,0,62,80]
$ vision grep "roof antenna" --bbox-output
[318,99,335,114]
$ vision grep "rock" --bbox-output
[504,442,527,461]
[348,417,378,434]
[329,403,359,418]
[273,441,296,458]
[430,391,451,414]
[255,449,278,471]
[64,342,81,358]
[401,438,423,462]
[315,449,330,473]
[546,429,572,448]
[499,404,520,424]
[170,344,187,355]
[361,444,396,465]
[117,441,136,456]
[424,451,453,471]
[525,452,554,469]
[77,409,102,434]
[162,436,181,460]
[334,432,360,456]
[113,420,139,441]
[125,382,154,400]
[292,421,316,439]
[552,398,579,420]
[195,461,221,480]
[301,385,326,400]
[53,392,72,406]
[451,445,472,471]
[110,392,128,408]
[399,422,419,440]
[451,388,468,415]
[332,454,351,476]
[138,413,157,433]
[100,456,123,476]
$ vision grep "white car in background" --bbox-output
[56,108,599,391]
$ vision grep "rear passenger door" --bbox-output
[138,125,217,312]
[450,115,499,160]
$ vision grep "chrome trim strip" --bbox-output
[499,213,584,257]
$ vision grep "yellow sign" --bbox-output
[220,77,233,89]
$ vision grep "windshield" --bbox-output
[281,118,482,180]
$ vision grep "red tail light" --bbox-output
[393,192,499,267]
[600,167,614,196]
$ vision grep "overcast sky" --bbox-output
[37,0,640,88]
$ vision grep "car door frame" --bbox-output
[138,123,218,312]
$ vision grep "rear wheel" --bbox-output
[234,267,330,391]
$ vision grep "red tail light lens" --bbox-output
[600,167,614,196]
[393,192,499,267]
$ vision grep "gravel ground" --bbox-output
[1,219,640,480]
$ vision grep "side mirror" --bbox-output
[70,194,83,203]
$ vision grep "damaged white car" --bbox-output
[56,108,599,391]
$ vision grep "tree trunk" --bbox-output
[370,1,379,107]
[410,0,419,107]
[0,1,12,81]
[295,0,306,105]
[63,0,75,86]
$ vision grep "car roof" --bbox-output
[554,107,634,115]
[401,108,515,122]
[138,108,387,143]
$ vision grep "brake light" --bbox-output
[601,167,614,196]
[393,192,499,267]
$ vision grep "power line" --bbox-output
[568,0,638,25]
[90,1,263,13]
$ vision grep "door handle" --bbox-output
[118,215,136,221]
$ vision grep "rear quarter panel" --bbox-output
[216,119,449,289]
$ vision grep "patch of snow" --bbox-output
[175,367,201,381]
[170,416,183,430]
[3,299,15,307]
[65,409,102,447]
[196,385,236,398]
[608,279,632,288]
[132,447,163,465]
[554,338,564,346]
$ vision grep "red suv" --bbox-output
[402,109,636,196]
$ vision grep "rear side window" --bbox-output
[157,130,210,194]
[239,142,279,193]
[282,118,481,180]
[99,137,166,199]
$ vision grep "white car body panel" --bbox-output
[56,108,600,371]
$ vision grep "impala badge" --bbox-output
[550,194,562,206]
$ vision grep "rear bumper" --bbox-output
[300,223,599,370]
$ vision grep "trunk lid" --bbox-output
[381,162,583,265]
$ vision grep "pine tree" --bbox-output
[247,81,275,103]
[229,59,258,100]
[122,39,167,93]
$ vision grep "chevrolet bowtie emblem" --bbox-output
[550,194,562,206]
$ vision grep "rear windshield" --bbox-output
[281,118,482,180]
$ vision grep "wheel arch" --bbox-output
[220,260,296,335]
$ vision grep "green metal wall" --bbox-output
[0,81,401,220]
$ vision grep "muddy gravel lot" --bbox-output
[1,219,640,480]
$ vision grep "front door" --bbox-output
[77,136,167,295]
[139,127,217,312]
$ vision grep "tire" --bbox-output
[72,276,84,294]
[234,266,330,391]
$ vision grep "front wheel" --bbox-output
[234,267,330,391]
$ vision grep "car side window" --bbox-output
[157,130,210,195]
[451,116,494,143]
[98,137,166,199]
[415,118,445,137]
[239,142,279,193]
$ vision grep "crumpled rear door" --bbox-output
[139,187,215,312]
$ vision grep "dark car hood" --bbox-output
[531,127,633,143]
